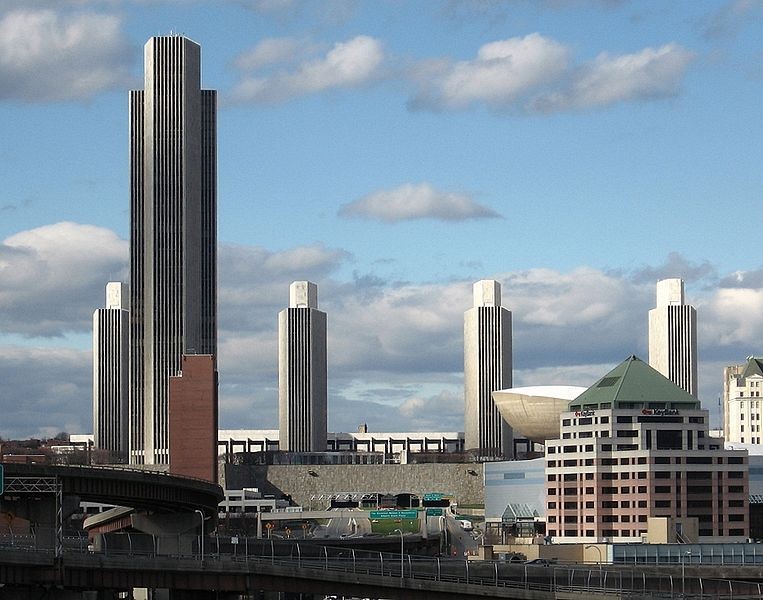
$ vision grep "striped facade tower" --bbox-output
[464,280,513,460]
[129,36,217,465]
[278,281,328,452]
[648,278,698,398]
[93,282,129,460]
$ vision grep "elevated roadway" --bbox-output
[2,463,223,516]
[2,541,763,599]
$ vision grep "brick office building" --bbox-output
[545,356,748,543]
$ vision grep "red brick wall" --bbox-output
[169,355,218,483]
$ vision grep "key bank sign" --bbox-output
[574,410,595,417]
[641,408,679,416]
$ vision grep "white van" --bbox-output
[459,519,473,531]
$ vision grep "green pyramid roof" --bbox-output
[742,357,763,379]
[569,355,700,410]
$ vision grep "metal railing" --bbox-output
[2,530,763,599]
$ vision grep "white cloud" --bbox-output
[0,9,133,102]
[719,268,763,289]
[410,33,569,110]
[700,288,763,347]
[234,0,358,24]
[229,35,384,104]
[409,34,694,113]
[339,183,501,223]
[218,242,349,334]
[697,0,762,40]
[515,363,616,389]
[232,37,314,70]
[399,390,461,418]
[630,251,716,285]
[505,267,645,328]
[536,43,695,111]
[240,0,299,13]
[0,345,91,439]
[0,223,755,435]
[0,222,127,336]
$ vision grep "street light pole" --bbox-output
[393,528,404,580]
[585,545,602,583]
[682,550,691,596]
[194,509,204,561]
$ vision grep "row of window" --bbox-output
[547,528,746,538]
[548,499,745,510]
[548,469,744,482]
[551,500,749,513]
[548,529,647,537]
[548,454,740,467]
[548,484,746,496]
[548,440,719,454]
[548,500,637,509]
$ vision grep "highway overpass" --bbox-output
[2,536,763,599]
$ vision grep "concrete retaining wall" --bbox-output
[221,463,485,507]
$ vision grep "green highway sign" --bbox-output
[426,508,443,517]
[423,493,444,501]
[0,464,4,494]
[369,510,418,520]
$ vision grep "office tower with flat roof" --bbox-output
[648,278,697,398]
[93,282,129,460]
[129,35,217,465]
[278,281,327,452]
[464,279,513,460]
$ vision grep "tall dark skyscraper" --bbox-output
[129,35,217,465]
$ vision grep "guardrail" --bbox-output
[3,531,763,599]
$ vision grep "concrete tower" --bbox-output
[278,281,327,452]
[129,35,217,465]
[648,278,697,398]
[464,280,513,460]
[93,282,129,460]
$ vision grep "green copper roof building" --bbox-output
[548,355,749,544]
[569,355,700,411]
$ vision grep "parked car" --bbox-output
[525,558,557,566]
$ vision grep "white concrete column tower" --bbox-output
[464,280,513,460]
[278,281,328,452]
[93,282,130,460]
[648,278,698,398]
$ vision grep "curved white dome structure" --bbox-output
[492,385,586,444]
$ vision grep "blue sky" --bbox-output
[1,0,762,439]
